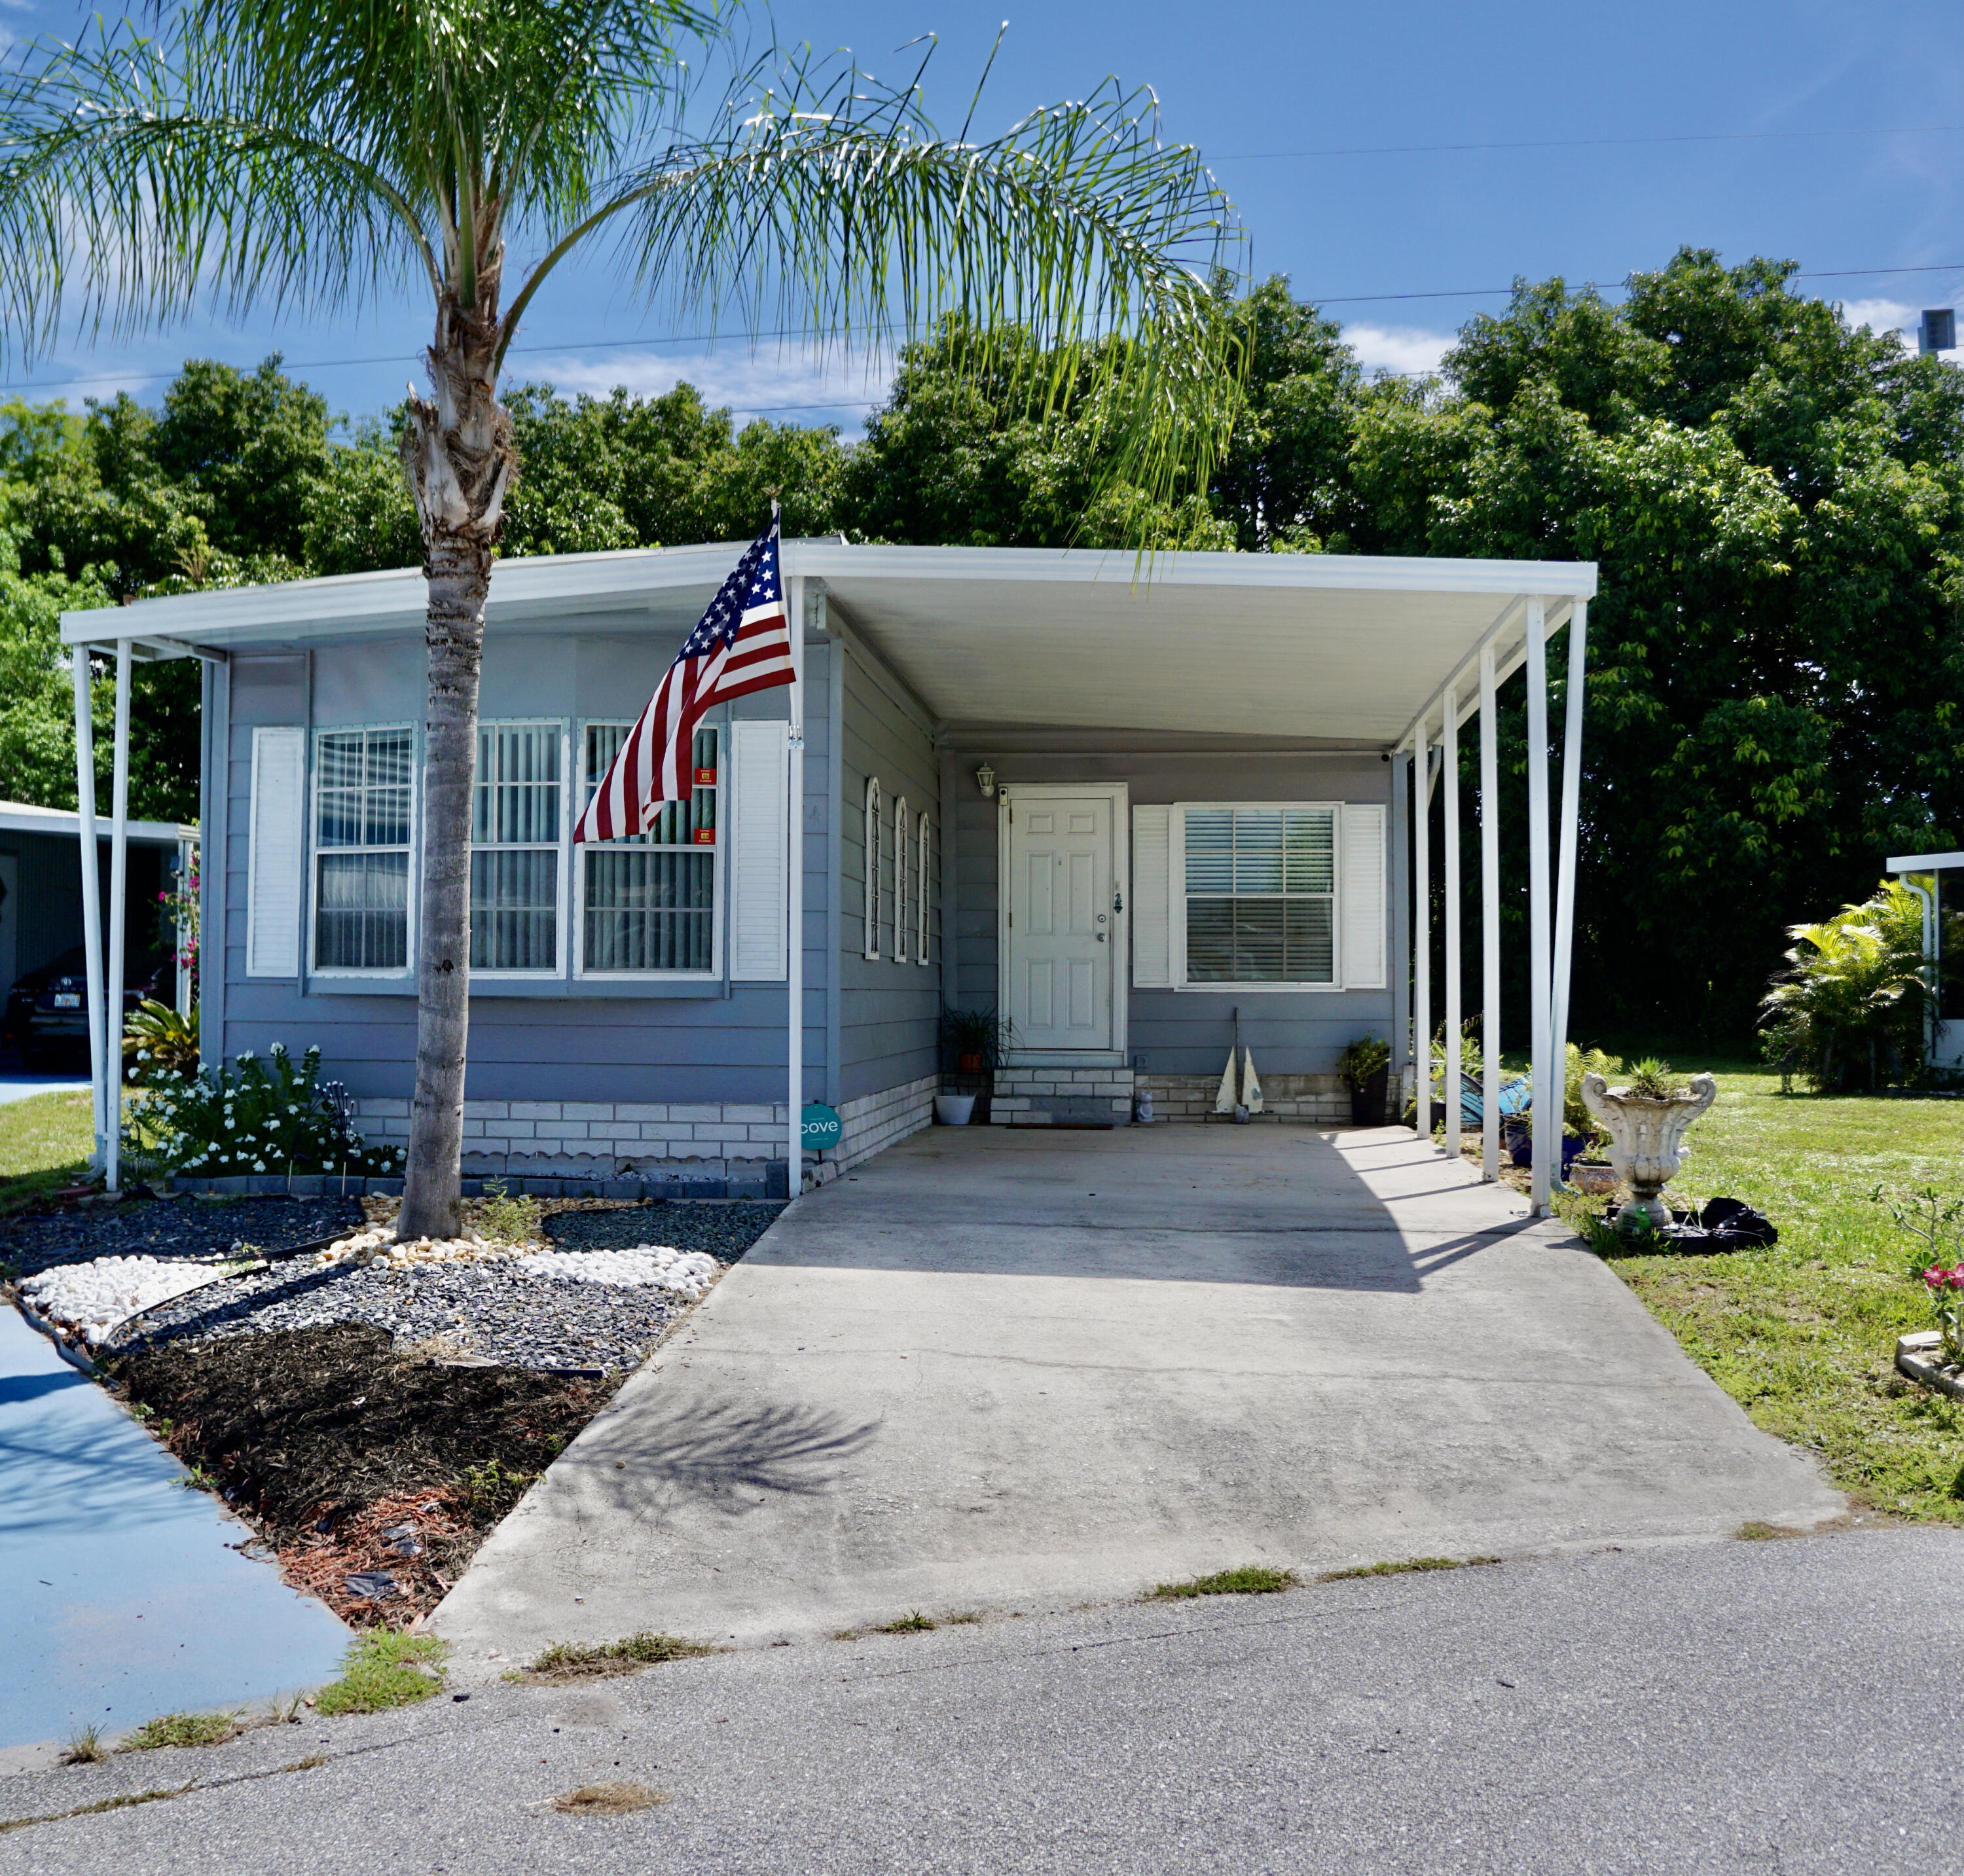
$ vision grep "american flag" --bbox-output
[573,512,794,844]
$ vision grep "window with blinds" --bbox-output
[1182,806,1336,984]
[313,727,413,971]
[579,722,718,973]
[471,722,562,971]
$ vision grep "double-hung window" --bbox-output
[577,722,719,975]
[1178,806,1336,986]
[472,722,564,973]
[313,726,414,972]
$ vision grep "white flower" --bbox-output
[252,1161,266,1173]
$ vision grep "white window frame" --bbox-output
[917,810,931,966]
[308,722,418,981]
[892,795,909,964]
[1169,800,1345,993]
[572,716,724,982]
[862,775,882,960]
[470,718,570,981]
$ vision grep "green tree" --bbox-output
[0,0,1243,1231]
[1343,249,1964,1041]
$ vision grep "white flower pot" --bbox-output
[1579,1072,1718,1229]
[934,1094,976,1127]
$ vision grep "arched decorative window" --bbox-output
[862,775,881,959]
[917,811,931,965]
[893,796,909,962]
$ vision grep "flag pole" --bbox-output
[786,532,805,1200]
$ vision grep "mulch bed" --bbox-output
[105,1321,623,1627]
[1,1192,367,1278]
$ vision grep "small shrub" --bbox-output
[528,1633,712,1678]
[1874,1185,1964,1362]
[1151,1565,1296,1599]
[458,1456,536,1512]
[122,1042,403,1182]
[122,1000,198,1086]
[122,1710,240,1751]
[475,1179,541,1245]
[314,1632,446,1714]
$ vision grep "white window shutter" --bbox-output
[246,727,304,977]
[729,720,790,981]
[1131,804,1173,988]
[1341,803,1388,988]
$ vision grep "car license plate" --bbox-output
[51,992,80,1009]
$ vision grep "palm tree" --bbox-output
[1760,881,1930,1091]
[0,0,1243,1235]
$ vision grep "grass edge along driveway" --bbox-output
[1571,1070,1964,1523]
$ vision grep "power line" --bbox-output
[0,262,1956,399]
[1216,124,1963,162]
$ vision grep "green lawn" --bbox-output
[0,1087,96,1215]
[1584,1072,1964,1522]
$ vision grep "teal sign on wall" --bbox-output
[801,1103,843,1152]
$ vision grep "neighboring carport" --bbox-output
[429,1124,1842,1670]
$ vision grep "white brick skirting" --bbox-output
[349,1074,939,1197]
[989,1065,1135,1126]
[824,1073,939,1180]
[1137,1073,1349,1124]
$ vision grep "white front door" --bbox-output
[1004,792,1118,1053]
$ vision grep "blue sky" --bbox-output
[3,0,1959,431]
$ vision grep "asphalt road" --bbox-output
[3,1527,1955,1874]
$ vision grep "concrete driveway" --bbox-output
[431,1124,1842,1671]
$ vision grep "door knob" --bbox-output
[1096,931,1106,942]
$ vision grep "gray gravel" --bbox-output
[1,1194,365,1278]
[26,1198,785,1373]
[0,1528,1955,1873]
[544,1200,784,1261]
[109,1259,689,1374]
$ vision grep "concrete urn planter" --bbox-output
[1579,1072,1718,1229]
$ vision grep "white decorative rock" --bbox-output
[1579,1072,1718,1229]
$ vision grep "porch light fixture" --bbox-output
[975,762,996,799]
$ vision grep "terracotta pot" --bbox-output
[1571,1161,1618,1197]
[956,1053,983,1074]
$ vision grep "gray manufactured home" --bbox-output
[64,542,1597,1203]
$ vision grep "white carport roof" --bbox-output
[64,541,1597,750]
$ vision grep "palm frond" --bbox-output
[509,45,1248,521]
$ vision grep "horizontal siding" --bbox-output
[946,746,1395,1076]
[218,633,832,1104]
[837,636,939,1104]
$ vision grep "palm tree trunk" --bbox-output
[397,290,516,1240]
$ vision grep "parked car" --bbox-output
[5,945,169,1070]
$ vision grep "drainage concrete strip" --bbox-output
[0,1307,349,1753]
[431,1125,1844,1673]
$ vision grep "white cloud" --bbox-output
[1342,322,1452,378]
[1839,297,1919,338]
[514,342,896,429]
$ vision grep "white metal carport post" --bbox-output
[69,647,107,1170]
[1479,641,1500,1181]
[1411,720,1430,1141]
[104,640,133,1191]
[1442,687,1461,1161]
[1549,600,1588,1166]
[1525,601,1554,1213]
[786,571,806,1197]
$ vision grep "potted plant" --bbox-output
[936,1008,1011,1125]
[1563,1043,1622,1194]
[1579,1057,1718,1230]
[1337,1036,1392,1125]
